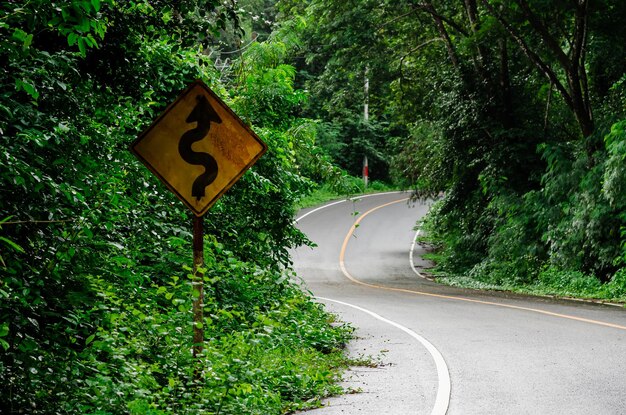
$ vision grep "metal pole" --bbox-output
[192,215,204,362]
[364,66,369,122]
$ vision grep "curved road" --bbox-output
[292,192,626,415]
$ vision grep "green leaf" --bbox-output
[0,236,25,253]
[0,104,12,119]
[23,33,33,48]
[68,32,78,46]
[108,242,124,250]
[78,17,91,33]
[0,323,9,337]
[11,28,27,42]
[0,339,8,351]
[15,79,39,100]
[85,333,95,345]
[77,37,87,56]
[161,10,172,24]
[91,0,101,12]
[0,216,14,225]
[85,34,98,48]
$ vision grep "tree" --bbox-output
[1,1,353,412]
[284,0,626,290]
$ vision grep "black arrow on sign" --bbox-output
[178,95,222,201]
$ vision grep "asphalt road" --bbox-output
[292,192,626,415]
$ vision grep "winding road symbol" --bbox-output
[178,95,222,201]
[130,80,267,216]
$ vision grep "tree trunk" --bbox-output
[481,0,594,137]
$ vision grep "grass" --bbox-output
[427,261,626,305]
[295,184,343,210]
[436,274,626,305]
[416,227,626,305]
[295,180,401,210]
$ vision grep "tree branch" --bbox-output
[397,37,444,62]
[573,0,589,64]
[1,219,75,226]
[410,2,469,36]
[479,0,573,109]
[464,0,492,91]
[379,9,417,29]
[515,0,571,69]
[418,2,461,68]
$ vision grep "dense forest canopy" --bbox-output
[277,0,626,295]
[2,0,626,413]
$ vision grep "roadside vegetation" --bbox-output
[422,237,626,304]
[295,179,399,210]
[4,0,626,413]
[276,0,626,304]
[0,1,356,413]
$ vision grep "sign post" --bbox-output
[131,80,267,369]
[192,215,204,359]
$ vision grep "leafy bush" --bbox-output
[0,2,353,413]
[605,269,626,300]
[57,243,352,415]
[536,268,604,297]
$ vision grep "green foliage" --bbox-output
[2,246,351,414]
[389,122,450,194]
[295,179,397,210]
[1,1,354,413]
[533,140,621,279]
[437,266,626,303]
[290,0,626,299]
[52,243,351,415]
[424,117,626,300]
[536,268,605,298]
[275,0,402,181]
[603,119,626,264]
[233,41,307,129]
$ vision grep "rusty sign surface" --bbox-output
[131,80,267,216]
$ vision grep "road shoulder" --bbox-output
[297,298,439,415]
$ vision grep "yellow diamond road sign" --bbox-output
[131,80,267,216]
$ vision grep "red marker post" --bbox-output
[363,156,369,188]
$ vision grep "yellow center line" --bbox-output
[339,198,626,331]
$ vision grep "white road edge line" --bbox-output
[317,296,451,415]
[295,191,406,223]
[410,228,429,280]
[298,192,451,414]
[295,200,346,223]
